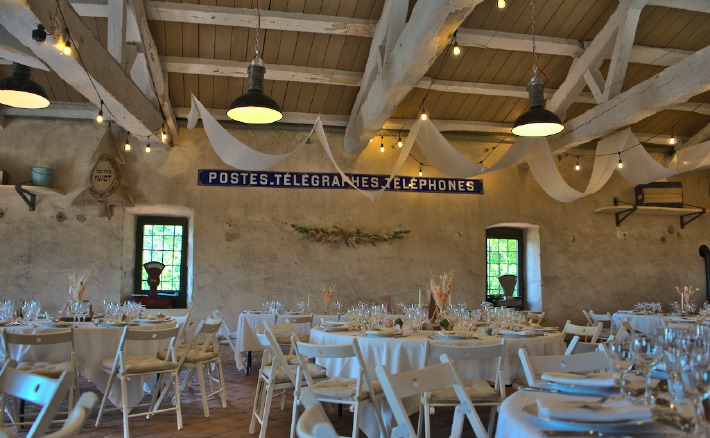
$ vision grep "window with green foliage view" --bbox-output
[134,216,188,308]
[486,228,524,298]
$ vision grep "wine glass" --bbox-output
[631,333,663,406]
[605,336,635,399]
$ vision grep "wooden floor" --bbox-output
[34,352,483,437]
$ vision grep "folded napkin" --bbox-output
[536,398,652,423]
[498,329,529,337]
[365,328,401,336]
[541,372,618,387]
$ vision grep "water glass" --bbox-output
[605,338,634,399]
[631,334,663,406]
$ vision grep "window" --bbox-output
[486,227,524,299]
[134,216,188,308]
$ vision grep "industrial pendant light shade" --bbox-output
[512,71,563,137]
[227,54,282,124]
[0,63,49,109]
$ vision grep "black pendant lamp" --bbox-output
[511,0,563,137]
[512,70,563,137]
[226,0,282,124]
[0,63,50,109]
[226,53,282,124]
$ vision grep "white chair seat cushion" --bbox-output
[428,379,497,403]
[158,347,219,363]
[262,363,327,385]
[102,355,178,373]
[305,377,382,400]
[17,361,72,377]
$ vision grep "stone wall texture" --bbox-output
[1,118,709,330]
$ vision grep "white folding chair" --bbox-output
[376,354,489,438]
[518,347,612,387]
[561,320,603,343]
[525,311,545,325]
[95,326,182,438]
[588,311,616,340]
[264,321,300,355]
[211,310,237,357]
[582,310,594,326]
[296,391,339,438]
[564,335,607,355]
[0,360,73,438]
[291,339,386,438]
[43,392,98,438]
[2,329,79,416]
[424,340,506,437]
[159,319,227,417]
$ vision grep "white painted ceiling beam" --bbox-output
[344,0,483,154]
[106,0,126,66]
[551,43,710,152]
[603,0,646,100]
[69,1,691,69]
[686,122,710,146]
[0,26,49,70]
[646,0,710,13]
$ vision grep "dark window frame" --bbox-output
[134,216,188,308]
[485,227,525,302]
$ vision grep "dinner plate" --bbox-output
[101,321,128,327]
[364,330,399,338]
[135,319,165,324]
[40,321,71,328]
[319,325,351,332]
[322,320,349,327]
[436,332,476,340]
[244,310,263,314]
[538,381,619,396]
[521,403,653,432]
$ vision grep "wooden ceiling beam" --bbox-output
[0,26,48,70]
[0,0,163,137]
[69,1,691,69]
[646,0,710,13]
[344,0,482,154]
[551,43,710,152]
[603,0,647,101]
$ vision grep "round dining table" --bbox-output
[308,327,565,438]
[612,311,706,335]
[0,320,176,407]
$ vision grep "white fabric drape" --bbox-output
[187,94,710,203]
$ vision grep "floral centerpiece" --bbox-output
[675,285,699,313]
[320,283,335,313]
[62,270,91,315]
[429,270,454,323]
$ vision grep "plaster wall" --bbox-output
[1,118,709,330]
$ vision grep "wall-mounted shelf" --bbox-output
[0,184,63,211]
[594,197,706,229]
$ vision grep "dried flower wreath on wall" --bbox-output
[291,224,410,248]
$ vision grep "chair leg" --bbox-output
[149,373,169,416]
[289,393,300,438]
[217,360,227,408]
[173,370,183,430]
[95,368,117,427]
[350,402,360,438]
[179,368,197,393]
[423,401,432,438]
[259,383,275,438]
[120,376,130,438]
[249,377,265,434]
[487,406,497,437]
[197,363,210,417]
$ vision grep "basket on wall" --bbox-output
[498,275,517,297]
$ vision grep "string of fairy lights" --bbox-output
[39,0,171,153]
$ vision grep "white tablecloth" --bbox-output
[309,328,565,437]
[0,321,175,407]
[611,311,704,336]
[234,312,339,370]
[496,389,680,437]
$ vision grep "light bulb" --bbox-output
[145,144,151,153]
[96,109,103,123]
[497,0,506,8]
[124,141,131,151]
[617,154,623,169]
[669,135,676,145]
[161,129,168,142]
[420,109,428,121]
[380,143,385,153]
[369,138,373,143]
[574,160,580,171]
[418,165,423,177]
[452,43,461,56]
[55,40,65,53]
[62,41,72,56]
[397,137,403,148]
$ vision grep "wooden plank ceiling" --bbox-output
[0,0,709,154]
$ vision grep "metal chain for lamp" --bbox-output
[254,0,261,56]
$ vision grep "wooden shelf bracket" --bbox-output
[15,181,37,211]
[612,197,637,227]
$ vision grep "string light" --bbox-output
[669,125,676,145]
[575,157,580,171]
[418,164,423,177]
[95,100,104,123]
[397,137,403,148]
[380,139,385,153]
[145,143,151,153]
[452,32,461,56]
[497,0,506,8]
[62,40,72,56]
[420,109,428,121]
[124,132,131,151]
[161,127,168,142]
[55,38,65,53]
[617,152,623,169]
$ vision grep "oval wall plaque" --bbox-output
[88,153,121,199]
